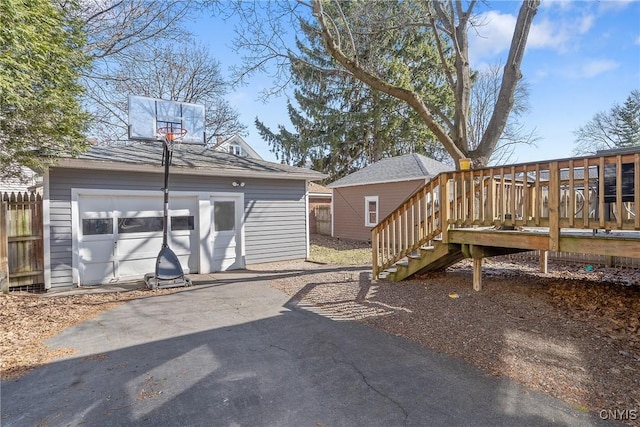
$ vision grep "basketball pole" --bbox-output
[162,137,171,249]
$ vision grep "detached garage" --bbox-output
[43,144,325,290]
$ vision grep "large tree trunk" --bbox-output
[472,0,540,166]
[312,0,540,169]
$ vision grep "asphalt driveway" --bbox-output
[1,273,612,426]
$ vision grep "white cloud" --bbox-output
[540,0,573,11]
[468,11,516,59]
[597,0,635,12]
[579,59,620,78]
[529,59,619,83]
[578,14,595,34]
[528,10,596,52]
[468,7,592,63]
[527,19,569,50]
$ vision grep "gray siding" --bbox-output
[243,179,308,264]
[47,167,308,288]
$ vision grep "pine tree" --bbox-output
[573,90,640,154]
[0,0,91,179]
[256,3,451,182]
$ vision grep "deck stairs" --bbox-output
[378,240,463,281]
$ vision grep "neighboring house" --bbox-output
[327,153,452,241]
[43,143,325,290]
[308,182,332,235]
[213,135,263,160]
[0,167,42,194]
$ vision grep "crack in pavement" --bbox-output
[333,355,410,426]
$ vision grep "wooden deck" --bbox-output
[371,150,640,289]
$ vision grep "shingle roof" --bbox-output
[55,143,326,181]
[308,182,332,195]
[327,153,452,188]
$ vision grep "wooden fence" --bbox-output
[315,205,332,236]
[0,192,44,292]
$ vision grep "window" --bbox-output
[364,196,379,227]
[118,217,163,234]
[228,144,242,156]
[214,201,235,231]
[171,215,195,231]
[82,218,113,235]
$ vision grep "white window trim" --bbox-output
[364,196,379,227]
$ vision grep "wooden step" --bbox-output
[386,242,463,281]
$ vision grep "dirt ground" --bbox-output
[1,235,639,424]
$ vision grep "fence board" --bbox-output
[315,205,332,236]
[0,201,8,293]
[1,192,44,289]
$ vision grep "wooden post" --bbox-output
[0,201,8,294]
[615,155,623,229]
[598,157,605,229]
[539,250,548,274]
[583,158,590,228]
[371,228,379,279]
[568,159,575,228]
[469,245,483,291]
[534,164,541,226]
[548,162,560,252]
[439,174,450,243]
[473,257,482,291]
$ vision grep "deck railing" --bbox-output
[372,150,640,279]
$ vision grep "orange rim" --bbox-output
[157,127,187,142]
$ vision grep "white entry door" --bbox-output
[77,193,198,285]
[210,196,243,271]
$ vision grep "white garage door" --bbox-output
[78,194,198,285]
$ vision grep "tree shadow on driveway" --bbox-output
[1,278,611,427]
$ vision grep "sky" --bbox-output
[191,1,640,165]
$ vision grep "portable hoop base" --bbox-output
[144,272,192,290]
[144,247,192,290]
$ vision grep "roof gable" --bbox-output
[308,182,332,195]
[214,135,263,160]
[327,153,452,188]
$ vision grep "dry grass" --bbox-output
[309,234,372,265]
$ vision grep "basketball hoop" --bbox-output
[142,124,193,290]
[157,126,187,150]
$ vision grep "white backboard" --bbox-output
[128,95,206,144]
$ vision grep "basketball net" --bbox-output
[157,127,187,151]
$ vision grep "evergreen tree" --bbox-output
[573,90,640,155]
[256,4,451,182]
[229,0,540,168]
[0,0,91,179]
